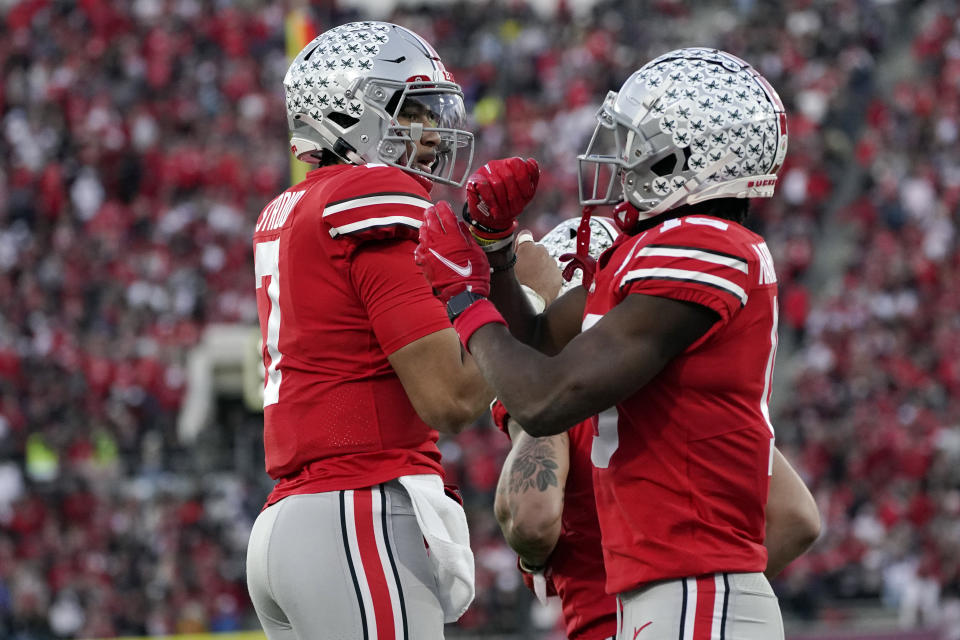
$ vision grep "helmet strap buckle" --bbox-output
[559,206,600,290]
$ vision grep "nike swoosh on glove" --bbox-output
[415,201,491,303]
[464,157,540,251]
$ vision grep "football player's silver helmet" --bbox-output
[539,216,619,293]
[284,21,474,186]
[578,48,788,221]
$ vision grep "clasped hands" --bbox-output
[414,157,541,303]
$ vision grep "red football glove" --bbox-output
[415,201,491,303]
[464,157,540,251]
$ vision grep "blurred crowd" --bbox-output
[774,3,960,636]
[0,0,957,638]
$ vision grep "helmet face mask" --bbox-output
[284,22,475,186]
[577,93,629,207]
[377,83,473,185]
[578,48,788,225]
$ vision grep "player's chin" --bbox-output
[415,162,435,174]
[414,155,438,175]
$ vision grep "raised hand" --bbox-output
[464,157,540,251]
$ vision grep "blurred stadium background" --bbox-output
[1,0,959,638]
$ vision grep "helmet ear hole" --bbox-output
[650,155,677,177]
[327,112,359,129]
[385,91,403,116]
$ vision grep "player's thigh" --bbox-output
[380,480,446,640]
[617,572,783,640]
[723,573,784,640]
[252,485,444,640]
[247,499,298,640]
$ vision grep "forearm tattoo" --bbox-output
[508,439,559,494]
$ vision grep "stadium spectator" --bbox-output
[0,0,951,636]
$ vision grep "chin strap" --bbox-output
[559,206,598,290]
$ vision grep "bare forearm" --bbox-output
[443,350,496,430]
[470,324,593,435]
[765,524,810,579]
[391,328,494,433]
[764,448,820,578]
[487,263,541,344]
[764,506,819,578]
[470,294,717,436]
[494,430,567,567]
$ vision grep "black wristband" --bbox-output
[460,202,502,234]
[489,252,518,272]
[446,290,488,322]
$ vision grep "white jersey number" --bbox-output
[255,239,283,406]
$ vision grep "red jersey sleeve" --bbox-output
[617,217,752,324]
[350,238,451,355]
[322,165,432,244]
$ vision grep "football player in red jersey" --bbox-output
[493,219,620,640]
[416,48,811,639]
[246,22,503,640]
[493,221,819,640]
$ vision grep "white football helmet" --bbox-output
[538,216,619,293]
[578,48,788,223]
[284,21,474,186]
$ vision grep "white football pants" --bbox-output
[616,572,784,640]
[246,481,445,640]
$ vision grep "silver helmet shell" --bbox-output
[538,216,619,294]
[578,48,787,221]
[284,21,474,186]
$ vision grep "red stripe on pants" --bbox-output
[692,574,717,640]
[353,488,396,640]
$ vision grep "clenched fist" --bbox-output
[463,157,540,251]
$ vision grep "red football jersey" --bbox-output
[549,417,616,640]
[584,214,778,594]
[252,164,452,507]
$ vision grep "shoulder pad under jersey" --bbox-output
[322,164,433,245]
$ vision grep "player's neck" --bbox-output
[628,198,749,234]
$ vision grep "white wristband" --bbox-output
[520,284,546,313]
[518,557,549,606]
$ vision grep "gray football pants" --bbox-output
[246,482,445,640]
[616,572,784,640]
